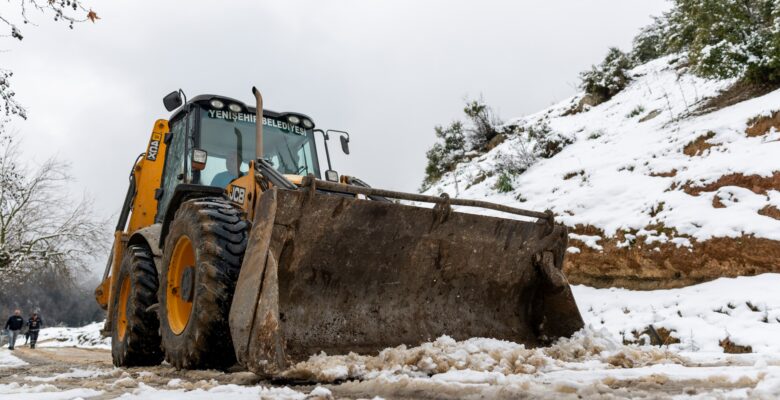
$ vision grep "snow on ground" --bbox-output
[115,382,329,400]
[575,273,780,354]
[2,275,778,398]
[24,368,115,382]
[37,321,110,350]
[424,55,780,245]
[0,349,27,368]
[0,383,102,400]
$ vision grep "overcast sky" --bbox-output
[4,0,669,270]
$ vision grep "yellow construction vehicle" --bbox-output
[95,87,584,374]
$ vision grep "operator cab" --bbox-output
[157,90,352,222]
[155,92,330,222]
[168,94,320,187]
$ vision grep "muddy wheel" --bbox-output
[158,197,248,369]
[111,245,164,367]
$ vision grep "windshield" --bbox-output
[197,107,320,187]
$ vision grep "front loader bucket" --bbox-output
[229,185,583,376]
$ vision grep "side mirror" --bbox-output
[163,90,183,112]
[192,148,207,171]
[339,133,350,155]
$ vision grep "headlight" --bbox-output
[192,149,208,164]
[287,115,301,125]
[228,103,242,113]
[210,99,224,109]
[302,119,314,129]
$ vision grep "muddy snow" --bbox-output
[0,274,778,399]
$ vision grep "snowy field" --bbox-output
[0,274,778,399]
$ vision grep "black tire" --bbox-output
[111,245,164,367]
[158,197,248,369]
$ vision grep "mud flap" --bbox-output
[230,187,584,376]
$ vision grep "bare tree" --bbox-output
[0,133,105,284]
[1,0,98,119]
[463,97,503,151]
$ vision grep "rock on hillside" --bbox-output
[423,56,780,289]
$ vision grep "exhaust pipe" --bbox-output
[252,87,263,160]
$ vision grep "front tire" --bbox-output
[111,245,164,367]
[158,198,248,369]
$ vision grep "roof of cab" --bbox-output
[169,94,315,126]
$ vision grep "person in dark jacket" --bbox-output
[26,313,43,349]
[4,310,24,350]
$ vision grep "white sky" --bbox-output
[3,0,670,271]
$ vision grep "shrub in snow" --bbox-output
[493,172,514,193]
[423,121,466,190]
[422,98,514,190]
[579,48,634,103]
[669,0,780,83]
[631,0,780,84]
[462,98,503,151]
[494,144,535,176]
[523,121,575,159]
[625,105,646,119]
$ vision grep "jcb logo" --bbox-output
[146,140,160,161]
[230,186,246,204]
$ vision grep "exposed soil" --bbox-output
[562,93,605,116]
[695,80,780,115]
[564,225,780,290]
[624,326,681,347]
[746,110,780,137]
[649,169,677,178]
[682,131,717,157]
[712,195,726,208]
[720,338,753,354]
[759,205,780,220]
[682,171,780,196]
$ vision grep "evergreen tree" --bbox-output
[422,121,466,189]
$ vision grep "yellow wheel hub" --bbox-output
[117,276,131,341]
[167,236,195,335]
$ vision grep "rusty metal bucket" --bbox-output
[229,183,583,376]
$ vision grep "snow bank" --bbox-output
[280,327,682,383]
[0,382,102,399]
[0,349,27,368]
[37,321,109,349]
[575,273,780,354]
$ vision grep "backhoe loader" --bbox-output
[95,87,584,375]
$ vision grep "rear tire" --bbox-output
[111,245,164,367]
[158,197,248,369]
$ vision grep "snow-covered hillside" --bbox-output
[424,55,780,288]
